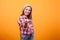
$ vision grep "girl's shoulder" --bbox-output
[18,15,23,19]
[18,15,26,20]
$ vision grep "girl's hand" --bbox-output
[23,19,28,28]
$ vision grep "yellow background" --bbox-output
[0,0,60,40]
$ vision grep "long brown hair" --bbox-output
[21,5,32,19]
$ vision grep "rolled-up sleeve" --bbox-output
[17,16,23,27]
[17,16,21,24]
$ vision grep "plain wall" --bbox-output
[0,0,60,40]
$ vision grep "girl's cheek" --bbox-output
[24,10,26,13]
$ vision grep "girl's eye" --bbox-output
[25,9,31,11]
[29,10,31,11]
[26,9,28,10]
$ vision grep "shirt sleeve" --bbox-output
[28,20,34,32]
[17,16,23,27]
[28,20,34,27]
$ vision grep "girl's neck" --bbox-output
[23,15,27,17]
[23,15,28,19]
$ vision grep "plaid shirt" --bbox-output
[17,15,34,34]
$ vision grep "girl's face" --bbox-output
[24,7,31,16]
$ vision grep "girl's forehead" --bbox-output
[24,7,32,11]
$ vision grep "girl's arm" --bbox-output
[17,16,27,28]
[17,16,22,25]
[23,21,27,28]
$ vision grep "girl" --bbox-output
[17,4,34,40]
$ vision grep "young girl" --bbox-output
[17,4,34,40]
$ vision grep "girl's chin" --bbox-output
[25,14,29,16]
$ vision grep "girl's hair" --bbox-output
[21,4,32,19]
